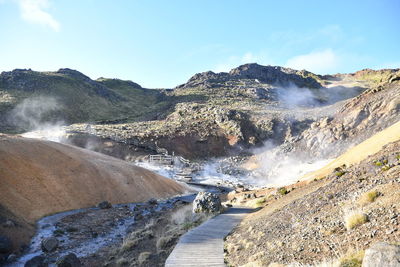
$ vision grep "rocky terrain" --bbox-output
[62,65,399,163]
[1,64,399,266]
[224,139,400,266]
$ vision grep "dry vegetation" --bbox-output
[106,203,213,267]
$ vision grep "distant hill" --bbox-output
[0,68,173,133]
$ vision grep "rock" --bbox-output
[7,253,17,262]
[147,198,158,205]
[3,220,16,227]
[193,192,222,213]
[41,237,59,252]
[25,255,48,267]
[97,201,112,209]
[362,242,400,267]
[56,253,82,267]
[0,235,12,253]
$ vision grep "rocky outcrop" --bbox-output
[362,242,400,267]
[176,64,322,89]
[41,237,59,252]
[193,192,222,213]
[285,80,400,159]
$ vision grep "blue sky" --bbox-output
[0,0,399,88]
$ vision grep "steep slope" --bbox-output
[225,137,400,266]
[0,135,186,252]
[302,120,400,180]
[286,68,400,159]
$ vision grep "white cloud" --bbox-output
[285,49,340,74]
[17,0,60,31]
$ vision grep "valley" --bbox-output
[0,64,399,266]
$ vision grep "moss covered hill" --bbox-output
[66,64,399,160]
[0,68,175,133]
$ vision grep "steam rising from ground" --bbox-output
[251,146,332,187]
[276,83,363,108]
[10,96,67,142]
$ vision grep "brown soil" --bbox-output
[0,135,187,254]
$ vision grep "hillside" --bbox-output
[65,64,391,160]
[0,68,175,133]
[225,136,400,266]
[0,135,186,253]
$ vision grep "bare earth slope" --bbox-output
[302,120,400,181]
[225,134,400,266]
[0,135,186,223]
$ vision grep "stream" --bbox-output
[7,195,196,267]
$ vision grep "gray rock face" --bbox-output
[0,235,12,253]
[362,242,400,267]
[193,192,222,213]
[176,63,322,89]
[41,237,59,252]
[24,255,48,267]
[97,201,112,209]
[56,253,82,267]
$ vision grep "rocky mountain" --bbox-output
[63,65,399,162]
[176,63,323,89]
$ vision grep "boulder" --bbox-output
[41,237,58,252]
[24,255,48,267]
[147,198,158,205]
[193,192,222,213]
[362,242,400,267]
[0,235,12,253]
[97,201,112,209]
[56,253,82,267]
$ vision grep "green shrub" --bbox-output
[277,187,288,195]
[335,171,346,177]
[374,161,383,166]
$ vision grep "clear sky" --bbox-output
[1,0,399,88]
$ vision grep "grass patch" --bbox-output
[277,187,288,195]
[339,250,364,267]
[248,198,266,208]
[358,191,379,206]
[335,171,346,177]
[344,211,369,230]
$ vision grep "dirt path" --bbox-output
[165,207,253,267]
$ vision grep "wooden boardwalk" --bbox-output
[165,207,254,267]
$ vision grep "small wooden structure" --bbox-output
[149,154,174,165]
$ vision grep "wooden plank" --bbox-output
[165,207,253,267]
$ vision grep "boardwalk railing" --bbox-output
[149,154,174,165]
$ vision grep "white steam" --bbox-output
[249,142,333,187]
[11,96,67,142]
